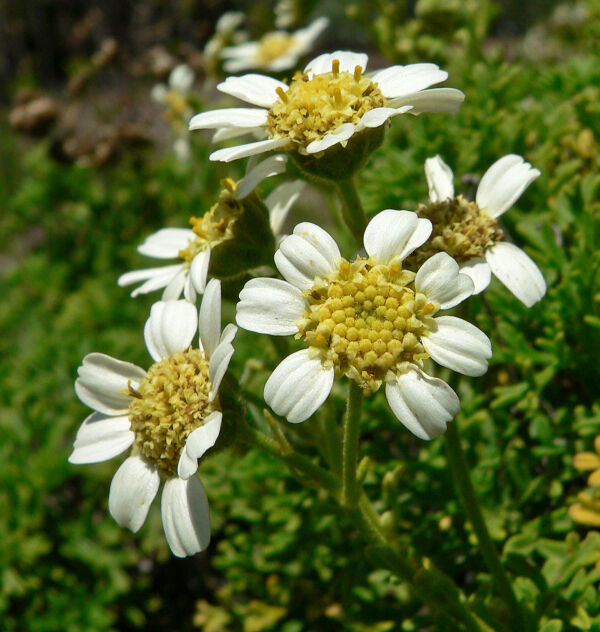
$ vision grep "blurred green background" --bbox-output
[2,1,600,630]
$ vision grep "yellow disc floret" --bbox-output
[297,257,437,393]
[162,91,191,134]
[405,195,504,269]
[266,59,385,148]
[255,32,295,66]
[178,178,242,265]
[128,349,216,477]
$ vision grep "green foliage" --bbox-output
[3,2,600,631]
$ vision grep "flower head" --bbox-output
[69,280,237,557]
[406,154,546,307]
[190,51,464,164]
[203,11,247,61]
[118,155,300,302]
[219,17,329,73]
[152,64,195,159]
[236,211,491,439]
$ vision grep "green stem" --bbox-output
[445,420,524,627]
[335,177,367,245]
[341,381,363,507]
[240,421,488,631]
[355,495,490,632]
[239,424,338,494]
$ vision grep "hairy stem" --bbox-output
[341,381,363,507]
[335,177,367,245]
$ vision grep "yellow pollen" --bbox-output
[405,195,504,269]
[266,64,385,149]
[254,32,295,66]
[177,182,242,265]
[297,257,436,393]
[163,91,189,118]
[276,86,288,102]
[128,349,216,477]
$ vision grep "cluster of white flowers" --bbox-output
[70,21,547,558]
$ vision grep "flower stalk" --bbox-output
[242,415,491,631]
[341,380,363,507]
[335,177,367,245]
[444,419,531,630]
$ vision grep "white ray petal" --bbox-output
[305,123,356,154]
[265,180,304,237]
[118,265,184,298]
[189,108,267,130]
[161,477,211,557]
[364,209,432,263]
[182,274,197,303]
[208,336,236,400]
[476,155,541,218]
[357,107,409,130]
[458,258,492,294]
[190,248,210,294]
[210,138,289,163]
[118,264,182,287]
[177,412,223,479]
[293,17,329,46]
[485,242,546,307]
[212,126,261,143]
[305,51,368,77]
[372,63,448,98]
[75,353,146,415]
[236,277,305,335]
[169,64,194,93]
[423,316,492,377]
[387,88,465,114]
[415,252,474,309]
[69,412,134,464]
[236,154,288,199]
[198,279,221,358]
[424,155,455,202]
[161,268,188,300]
[137,228,195,259]
[144,300,198,362]
[219,323,237,346]
[386,366,460,439]
[264,350,334,423]
[475,154,523,213]
[217,74,288,108]
[275,223,340,290]
[108,456,160,532]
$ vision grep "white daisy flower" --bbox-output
[118,154,298,302]
[69,280,237,557]
[204,11,246,60]
[152,64,195,160]
[152,64,194,101]
[409,154,546,307]
[236,210,492,439]
[219,17,329,73]
[189,51,465,162]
